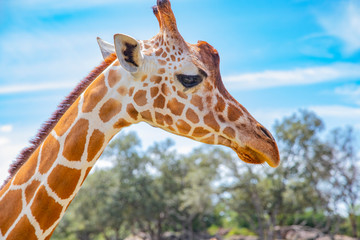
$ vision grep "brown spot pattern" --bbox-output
[7,216,37,240]
[151,75,162,84]
[99,99,122,123]
[215,95,225,112]
[117,86,128,96]
[0,190,22,234]
[192,127,210,138]
[140,110,152,121]
[218,115,226,123]
[158,68,165,74]
[54,98,79,137]
[82,74,107,113]
[218,136,231,146]
[161,83,171,96]
[31,186,63,231]
[13,148,39,185]
[113,118,131,129]
[167,98,185,116]
[133,90,148,107]
[176,120,191,134]
[223,127,236,139]
[0,181,10,196]
[155,112,165,125]
[39,135,60,174]
[141,74,148,82]
[151,87,159,98]
[48,165,82,199]
[127,104,138,120]
[164,115,173,125]
[191,95,203,111]
[128,87,135,96]
[158,59,167,65]
[87,129,105,162]
[202,135,215,144]
[228,104,243,122]
[204,112,220,132]
[154,94,166,109]
[25,180,41,204]
[155,48,163,56]
[108,69,120,88]
[177,91,188,99]
[63,119,89,161]
[186,108,200,124]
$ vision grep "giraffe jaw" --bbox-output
[234,145,280,168]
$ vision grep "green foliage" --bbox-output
[282,210,328,228]
[226,227,256,237]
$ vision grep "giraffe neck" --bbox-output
[0,58,138,240]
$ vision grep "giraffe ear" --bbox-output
[97,37,115,59]
[114,34,144,73]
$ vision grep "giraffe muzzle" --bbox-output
[235,145,280,168]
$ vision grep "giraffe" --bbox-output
[0,0,280,239]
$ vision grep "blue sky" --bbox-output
[0,0,360,182]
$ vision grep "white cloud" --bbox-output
[0,137,9,146]
[0,31,103,88]
[316,0,360,55]
[224,63,360,90]
[0,82,76,95]
[334,84,360,106]
[309,105,360,129]
[309,105,360,119]
[0,125,13,133]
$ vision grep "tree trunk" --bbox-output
[349,213,358,239]
[157,214,163,240]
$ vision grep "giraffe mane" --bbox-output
[1,53,117,189]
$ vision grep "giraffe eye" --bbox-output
[176,74,203,88]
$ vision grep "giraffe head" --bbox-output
[98,0,280,167]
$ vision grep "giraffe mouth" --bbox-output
[233,145,280,168]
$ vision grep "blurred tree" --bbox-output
[328,126,360,238]
[223,110,336,239]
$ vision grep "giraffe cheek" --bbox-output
[167,98,185,116]
[223,127,236,139]
[133,90,148,107]
[186,108,200,124]
[204,112,220,132]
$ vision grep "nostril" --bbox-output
[259,125,274,141]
